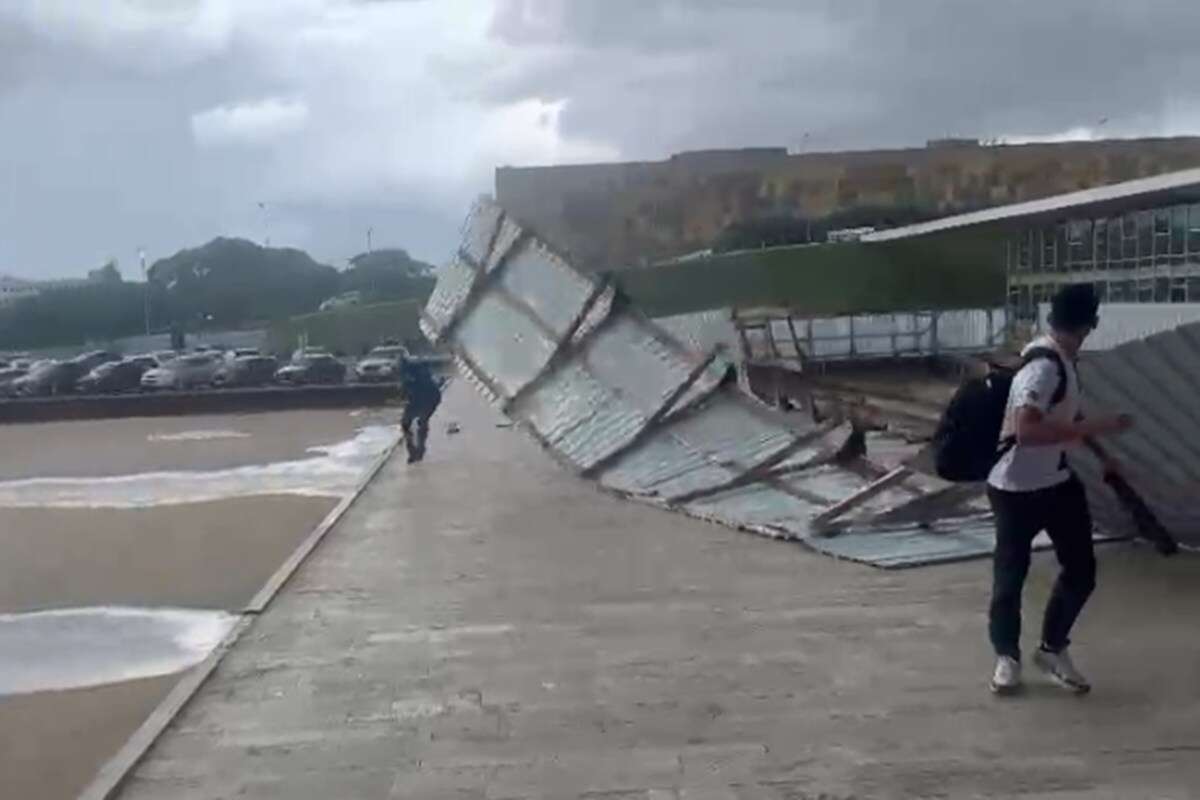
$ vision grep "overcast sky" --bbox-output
[4,0,1200,279]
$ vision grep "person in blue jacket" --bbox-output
[399,355,442,463]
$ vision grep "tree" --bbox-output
[88,259,123,284]
[148,237,339,327]
[0,238,435,350]
[338,248,436,303]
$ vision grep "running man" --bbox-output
[399,354,442,464]
[987,284,1132,695]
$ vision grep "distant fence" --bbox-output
[734,307,1008,365]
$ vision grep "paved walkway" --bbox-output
[118,384,1200,799]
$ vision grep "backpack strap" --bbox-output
[994,346,1069,461]
[1021,346,1068,408]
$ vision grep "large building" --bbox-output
[0,274,38,308]
[0,273,101,309]
[496,137,1200,271]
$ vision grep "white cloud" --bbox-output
[191,97,311,147]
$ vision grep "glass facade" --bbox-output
[1007,201,1200,320]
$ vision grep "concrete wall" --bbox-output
[496,138,1200,271]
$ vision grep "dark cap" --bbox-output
[1048,283,1100,332]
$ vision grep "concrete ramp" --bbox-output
[423,200,1042,567]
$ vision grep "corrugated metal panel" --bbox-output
[654,309,741,356]
[497,239,595,335]
[1076,322,1200,547]
[512,362,649,471]
[420,256,479,342]
[455,293,558,398]
[427,198,1047,568]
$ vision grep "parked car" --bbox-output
[77,359,152,394]
[354,345,407,383]
[149,350,179,366]
[72,350,122,372]
[225,347,260,362]
[140,352,223,390]
[276,353,345,385]
[0,367,28,396]
[213,355,278,388]
[289,347,332,365]
[11,361,87,397]
[123,354,162,371]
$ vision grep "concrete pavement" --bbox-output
[116,384,1200,799]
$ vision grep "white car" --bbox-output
[354,346,407,383]
[140,353,223,390]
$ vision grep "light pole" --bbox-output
[258,201,270,247]
[139,247,150,336]
[366,226,374,254]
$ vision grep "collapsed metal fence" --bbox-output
[422,200,1018,568]
[1075,323,1200,549]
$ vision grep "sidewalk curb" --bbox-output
[78,430,403,800]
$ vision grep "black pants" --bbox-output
[987,476,1096,660]
[402,396,440,462]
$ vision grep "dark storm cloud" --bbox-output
[488,0,1200,156]
[4,0,1200,279]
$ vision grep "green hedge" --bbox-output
[611,228,1008,318]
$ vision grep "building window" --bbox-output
[1122,214,1138,263]
[1016,233,1031,271]
[1155,277,1170,302]
[1066,220,1086,270]
[1042,227,1057,270]
[1138,277,1155,303]
[1154,209,1171,259]
[1172,206,1187,257]
[1137,211,1154,267]
[1108,218,1123,268]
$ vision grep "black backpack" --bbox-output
[932,347,1067,482]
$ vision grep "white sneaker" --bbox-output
[1034,647,1091,694]
[989,656,1022,694]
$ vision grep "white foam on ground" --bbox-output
[0,606,239,696]
[147,430,252,442]
[0,425,399,509]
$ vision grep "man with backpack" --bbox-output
[985,284,1132,695]
[399,354,442,464]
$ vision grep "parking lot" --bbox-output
[0,407,401,800]
[0,344,438,399]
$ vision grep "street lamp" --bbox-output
[139,247,150,336]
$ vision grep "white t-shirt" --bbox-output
[987,336,1081,492]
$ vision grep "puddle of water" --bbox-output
[0,425,399,509]
[147,430,251,442]
[0,606,239,696]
